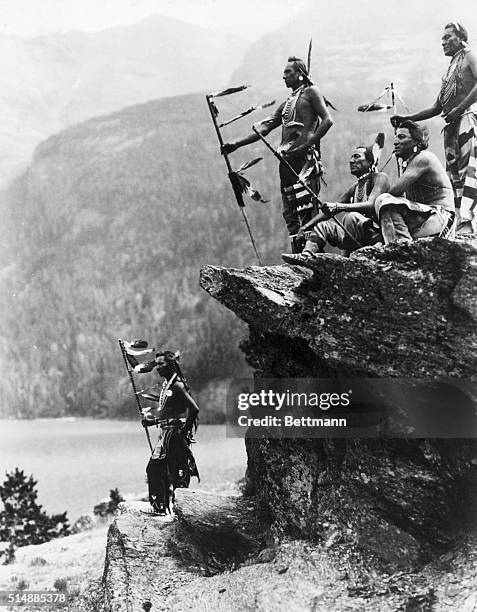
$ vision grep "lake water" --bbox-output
[0,419,247,522]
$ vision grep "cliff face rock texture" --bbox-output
[201,238,476,378]
[99,499,477,611]
[200,238,477,567]
[94,239,477,612]
[101,493,262,612]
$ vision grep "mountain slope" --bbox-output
[2,2,474,417]
[0,92,282,418]
[229,0,476,155]
[0,15,247,183]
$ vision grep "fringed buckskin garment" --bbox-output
[145,372,199,514]
[146,419,199,514]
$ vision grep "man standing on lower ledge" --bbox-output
[140,350,200,515]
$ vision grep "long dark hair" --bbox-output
[399,120,429,150]
[156,350,190,390]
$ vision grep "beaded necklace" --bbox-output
[439,48,466,110]
[158,373,177,411]
[352,171,374,203]
[282,85,306,127]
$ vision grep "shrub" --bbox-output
[53,577,68,592]
[93,488,124,518]
[30,556,48,566]
[0,468,69,562]
[16,579,29,591]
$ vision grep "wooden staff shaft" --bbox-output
[205,95,263,265]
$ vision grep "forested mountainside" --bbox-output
[1,0,472,418]
[230,0,475,152]
[0,92,276,419]
[0,15,246,183]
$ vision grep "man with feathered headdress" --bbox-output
[222,56,334,252]
[392,22,477,233]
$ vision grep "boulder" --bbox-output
[200,238,477,567]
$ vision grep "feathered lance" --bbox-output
[118,339,153,452]
[218,100,275,128]
[357,81,410,176]
[390,82,401,177]
[252,126,362,249]
[205,88,263,265]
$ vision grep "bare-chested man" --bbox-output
[222,56,333,252]
[140,351,199,514]
[282,142,390,264]
[375,121,454,244]
[392,23,477,232]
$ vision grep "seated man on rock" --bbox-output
[282,140,390,264]
[373,121,455,244]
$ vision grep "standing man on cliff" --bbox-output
[222,56,334,252]
[392,23,477,233]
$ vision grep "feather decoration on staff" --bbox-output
[209,100,219,118]
[358,103,392,112]
[218,100,276,128]
[358,82,409,113]
[372,132,385,169]
[209,85,249,98]
[236,157,263,172]
[390,81,396,114]
[228,170,269,204]
[234,157,268,202]
[205,91,263,264]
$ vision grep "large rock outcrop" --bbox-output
[93,239,477,612]
[99,497,477,611]
[200,238,477,567]
[101,493,262,612]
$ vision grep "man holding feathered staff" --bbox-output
[138,350,200,515]
[222,56,334,253]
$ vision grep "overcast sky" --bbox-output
[0,0,309,39]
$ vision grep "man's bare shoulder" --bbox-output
[373,171,391,189]
[417,150,439,162]
[303,84,322,97]
[410,150,442,171]
[464,49,477,62]
[463,49,477,71]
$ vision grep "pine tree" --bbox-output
[0,468,70,563]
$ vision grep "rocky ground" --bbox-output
[87,495,477,612]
